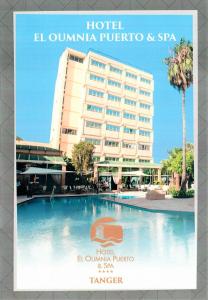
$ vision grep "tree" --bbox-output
[164,38,193,191]
[71,141,94,175]
[63,154,75,171]
[162,144,194,188]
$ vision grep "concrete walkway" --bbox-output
[103,194,195,213]
[17,191,195,212]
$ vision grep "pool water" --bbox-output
[16,195,196,290]
[105,194,137,200]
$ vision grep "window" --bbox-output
[91,59,106,69]
[108,79,121,88]
[140,102,151,110]
[122,143,135,149]
[140,77,151,84]
[124,98,136,106]
[106,124,120,132]
[62,128,77,135]
[105,157,119,162]
[93,156,100,162]
[85,138,101,145]
[90,74,105,83]
[106,109,120,117]
[105,140,119,147]
[124,127,136,134]
[138,144,150,151]
[124,84,136,93]
[139,159,150,163]
[108,94,121,102]
[87,104,103,113]
[126,72,137,80]
[88,89,104,98]
[69,54,83,63]
[139,130,151,137]
[123,112,136,120]
[139,116,150,123]
[110,65,122,74]
[139,89,151,97]
[123,158,135,162]
[85,120,102,129]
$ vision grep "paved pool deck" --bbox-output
[103,194,194,213]
[17,191,195,212]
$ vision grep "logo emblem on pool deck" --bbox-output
[90,217,123,247]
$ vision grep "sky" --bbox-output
[15,13,194,163]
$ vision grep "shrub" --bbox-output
[167,187,177,195]
[171,189,194,198]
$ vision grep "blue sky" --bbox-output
[15,13,193,163]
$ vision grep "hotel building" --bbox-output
[50,48,161,182]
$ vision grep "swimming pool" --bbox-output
[16,195,196,290]
[105,194,137,200]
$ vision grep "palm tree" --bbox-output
[164,38,193,191]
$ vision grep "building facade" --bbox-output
[50,48,161,182]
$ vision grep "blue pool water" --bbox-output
[17,195,196,290]
[106,194,137,200]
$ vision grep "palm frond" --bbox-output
[164,38,193,92]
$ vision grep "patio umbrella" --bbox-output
[20,167,76,187]
[20,167,75,175]
[121,170,150,176]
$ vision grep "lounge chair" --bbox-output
[61,185,68,193]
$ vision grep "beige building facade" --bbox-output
[50,48,161,181]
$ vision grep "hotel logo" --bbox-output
[90,217,123,247]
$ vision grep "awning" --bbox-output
[16,153,66,165]
[20,167,75,175]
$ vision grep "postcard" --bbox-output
[14,11,197,290]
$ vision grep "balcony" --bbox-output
[125,76,138,85]
[122,117,137,127]
[85,94,105,106]
[105,114,122,124]
[105,130,120,139]
[87,79,106,90]
[122,132,137,141]
[123,103,137,113]
[137,149,152,157]
[137,121,152,129]
[107,84,122,95]
[83,108,104,121]
[107,100,121,109]
[108,71,122,81]
[83,127,102,137]
[139,106,154,116]
[121,148,136,156]
[123,89,137,99]
[138,92,153,103]
[103,146,121,155]
[88,64,106,75]
[139,78,154,90]
[137,134,153,143]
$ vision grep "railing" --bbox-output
[50,185,56,207]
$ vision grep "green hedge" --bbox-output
[170,188,194,198]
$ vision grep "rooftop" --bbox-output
[16,153,66,165]
[16,144,60,153]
